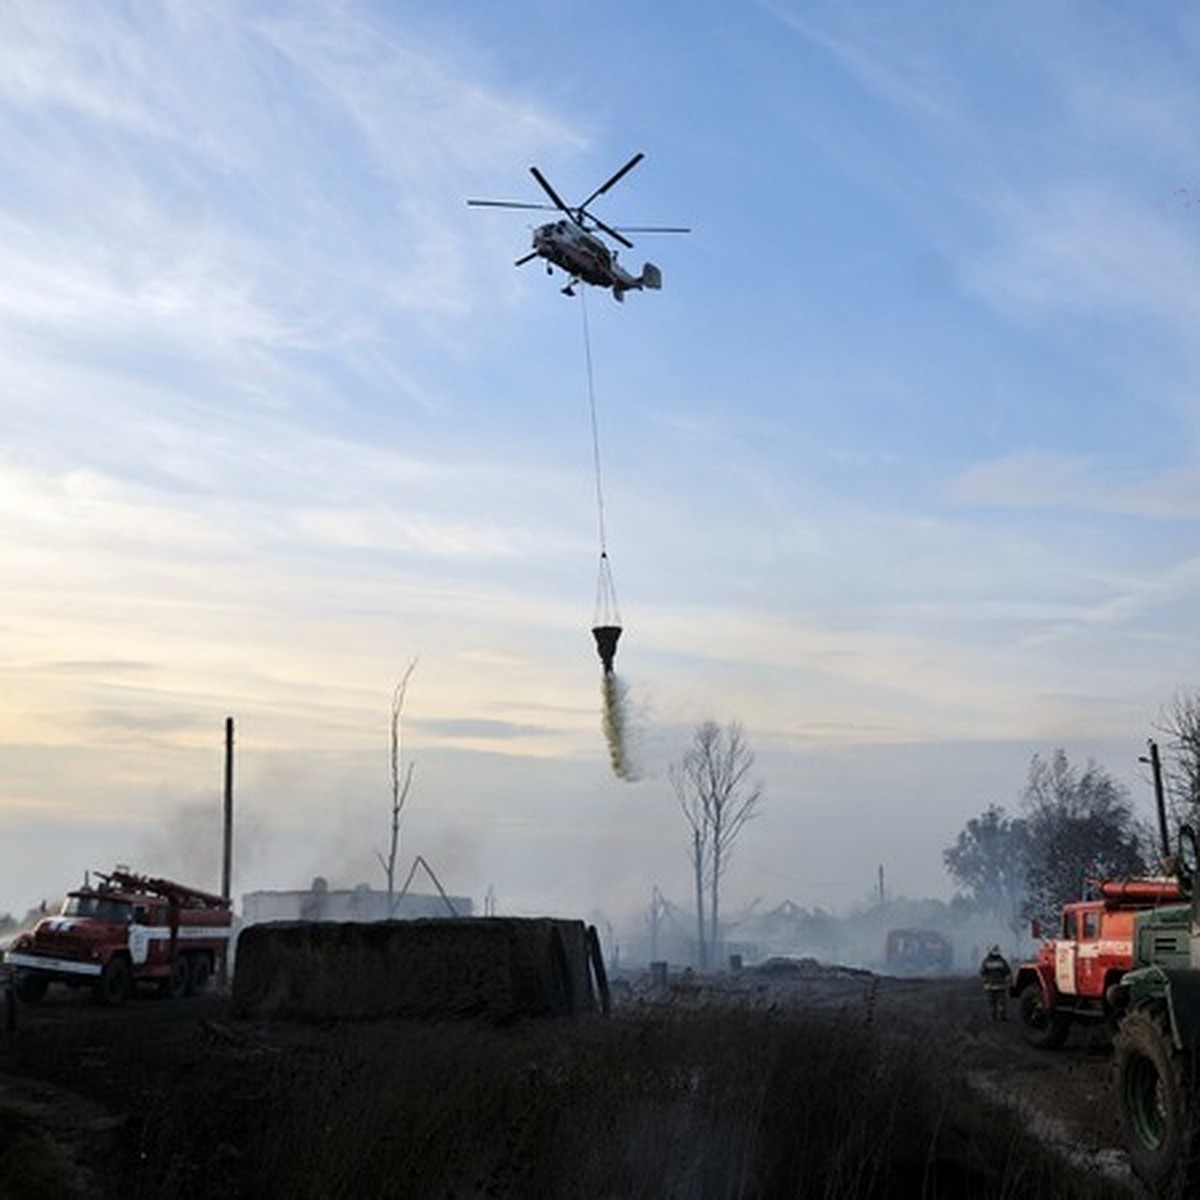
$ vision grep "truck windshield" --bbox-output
[61,896,133,923]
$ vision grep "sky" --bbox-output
[2,1,1200,936]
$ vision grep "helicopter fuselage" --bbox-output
[532,220,630,289]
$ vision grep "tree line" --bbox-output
[943,690,1200,932]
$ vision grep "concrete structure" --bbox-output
[232,917,605,1022]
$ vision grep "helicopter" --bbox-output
[468,152,688,301]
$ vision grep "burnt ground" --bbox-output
[0,965,1135,1199]
[630,965,1131,1190]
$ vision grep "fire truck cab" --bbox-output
[1011,878,1184,1048]
[4,867,232,1006]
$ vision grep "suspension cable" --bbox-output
[581,289,608,557]
[580,291,620,627]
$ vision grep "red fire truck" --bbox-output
[1010,876,1184,1047]
[3,868,232,1006]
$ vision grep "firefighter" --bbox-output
[980,945,1012,1021]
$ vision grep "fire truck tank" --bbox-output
[1097,878,1184,904]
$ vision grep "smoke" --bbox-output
[602,672,639,782]
[136,793,270,895]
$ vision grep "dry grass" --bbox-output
[0,1093,94,1200]
[115,1005,1132,1200]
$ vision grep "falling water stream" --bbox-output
[601,671,638,781]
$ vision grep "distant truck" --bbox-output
[884,928,953,974]
[3,868,232,1006]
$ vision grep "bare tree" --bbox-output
[670,721,764,968]
[670,756,710,967]
[378,659,417,916]
[1156,691,1200,832]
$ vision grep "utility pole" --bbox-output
[219,717,234,989]
[221,717,234,903]
[1140,739,1170,865]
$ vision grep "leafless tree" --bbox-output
[670,721,764,968]
[1155,690,1200,832]
[670,756,710,967]
[378,659,417,915]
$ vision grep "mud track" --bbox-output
[623,966,1134,1193]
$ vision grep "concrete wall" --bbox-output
[232,917,603,1022]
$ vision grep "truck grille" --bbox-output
[35,933,89,958]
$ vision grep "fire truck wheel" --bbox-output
[186,953,212,996]
[1114,1008,1200,1197]
[94,957,132,1006]
[13,971,48,1004]
[1017,980,1068,1049]
[159,957,189,1000]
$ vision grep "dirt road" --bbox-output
[627,964,1133,1192]
[881,973,1128,1187]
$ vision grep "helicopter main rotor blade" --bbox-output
[588,214,635,250]
[467,199,557,211]
[612,225,692,234]
[579,152,644,211]
[530,167,573,218]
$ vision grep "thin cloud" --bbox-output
[964,183,1200,331]
[757,1,961,128]
[418,717,554,741]
[949,451,1200,519]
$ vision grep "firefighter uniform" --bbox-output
[980,946,1011,1021]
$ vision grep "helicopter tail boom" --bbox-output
[611,262,662,302]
